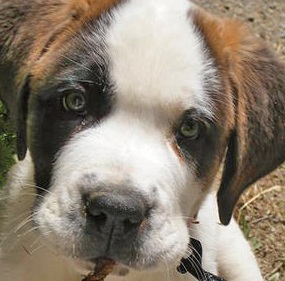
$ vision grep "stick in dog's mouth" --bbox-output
[81,258,116,281]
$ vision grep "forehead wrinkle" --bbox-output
[105,0,215,118]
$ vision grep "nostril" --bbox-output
[90,212,108,225]
[87,202,105,218]
[123,218,142,233]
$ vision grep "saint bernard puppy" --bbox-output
[0,0,285,280]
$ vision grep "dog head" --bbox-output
[1,0,285,272]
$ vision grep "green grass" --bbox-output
[0,101,16,187]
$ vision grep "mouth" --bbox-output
[70,241,186,279]
[81,258,116,281]
[73,257,130,280]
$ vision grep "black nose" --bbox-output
[85,191,148,235]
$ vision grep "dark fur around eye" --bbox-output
[29,74,113,193]
[175,109,224,179]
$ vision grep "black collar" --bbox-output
[177,238,227,281]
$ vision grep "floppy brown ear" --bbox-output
[15,79,30,161]
[192,8,285,225]
[218,41,285,224]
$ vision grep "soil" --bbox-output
[192,1,285,280]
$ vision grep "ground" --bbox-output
[192,1,285,280]
[0,0,285,280]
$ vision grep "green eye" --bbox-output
[62,92,87,113]
[180,119,200,139]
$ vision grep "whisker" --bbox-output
[15,225,39,240]
[24,184,52,195]
[13,215,35,234]
[183,255,206,280]
[4,210,33,225]
[56,78,96,85]
[0,192,44,205]
[1,208,40,248]
[188,241,207,279]
[59,53,93,74]
[0,218,32,248]
[29,235,42,249]
[4,225,39,253]
[21,245,33,257]
[29,244,45,256]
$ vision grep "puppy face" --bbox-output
[1,0,285,274]
[30,0,228,268]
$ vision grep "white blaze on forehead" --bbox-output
[106,0,215,115]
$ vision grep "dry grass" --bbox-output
[235,166,285,281]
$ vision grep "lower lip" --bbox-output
[88,258,129,277]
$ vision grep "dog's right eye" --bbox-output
[179,119,201,140]
[62,91,87,114]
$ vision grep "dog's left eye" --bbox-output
[62,91,87,114]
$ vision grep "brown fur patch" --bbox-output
[192,7,285,224]
[0,0,120,96]
[28,0,120,87]
[35,0,120,59]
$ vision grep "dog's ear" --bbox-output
[193,8,285,225]
[218,42,285,225]
[16,78,30,161]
